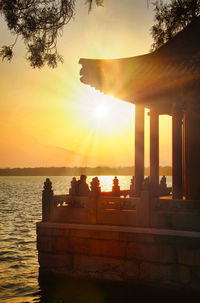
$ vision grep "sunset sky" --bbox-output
[0,0,172,168]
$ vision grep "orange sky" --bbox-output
[0,0,172,168]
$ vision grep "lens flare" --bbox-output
[93,105,109,119]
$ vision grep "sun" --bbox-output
[78,86,134,135]
[93,105,109,119]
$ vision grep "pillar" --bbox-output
[183,103,200,200]
[172,104,183,199]
[150,109,159,197]
[135,105,144,196]
[182,112,188,199]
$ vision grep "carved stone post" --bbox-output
[42,178,54,222]
[89,177,101,224]
[90,177,101,197]
[112,176,120,197]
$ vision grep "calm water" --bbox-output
[0,175,175,303]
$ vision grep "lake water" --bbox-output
[0,175,176,303]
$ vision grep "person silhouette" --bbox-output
[76,175,90,196]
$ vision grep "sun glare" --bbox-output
[93,105,109,119]
[77,86,134,135]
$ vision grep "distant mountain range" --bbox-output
[0,123,96,167]
[1,141,96,168]
[0,166,172,176]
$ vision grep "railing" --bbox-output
[45,195,143,226]
[42,177,151,226]
[41,177,200,231]
[150,198,200,231]
[96,196,138,226]
[51,195,93,224]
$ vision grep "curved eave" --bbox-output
[79,53,158,104]
[79,54,200,107]
[79,17,200,109]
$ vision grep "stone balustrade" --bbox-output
[41,176,200,231]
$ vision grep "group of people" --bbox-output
[70,175,90,196]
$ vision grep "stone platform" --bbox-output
[37,221,200,292]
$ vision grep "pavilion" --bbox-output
[79,17,200,200]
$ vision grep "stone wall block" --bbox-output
[52,229,69,237]
[102,257,125,273]
[37,236,53,252]
[70,237,90,255]
[54,236,71,253]
[96,231,119,240]
[37,226,69,237]
[38,252,73,269]
[89,239,126,258]
[179,266,191,284]
[37,227,52,236]
[74,254,103,273]
[177,247,200,266]
[123,260,139,279]
[154,234,176,245]
[126,242,175,263]
[74,254,134,280]
[140,262,175,284]
[70,229,119,240]
[189,266,200,291]
[70,229,97,239]
[119,232,156,244]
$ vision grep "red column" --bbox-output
[150,109,159,197]
[182,112,188,199]
[183,104,200,200]
[172,104,183,199]
[135,105,144,196]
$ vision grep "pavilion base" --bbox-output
[37,222,200,293]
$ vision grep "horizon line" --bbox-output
[0,166,172,169]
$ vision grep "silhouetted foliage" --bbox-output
[151,0,200,51]
[86,0,103,12]
[0,0,103,68]
[3,1,197,67]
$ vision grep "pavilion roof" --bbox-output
[79,17,200,113]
